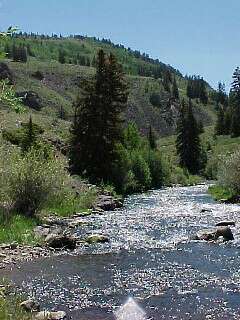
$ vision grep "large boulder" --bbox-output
[94,195,123,211]
[20,299,40,312]
[16,91,41,110]
[216,226,234,241]
[193,226,234,242]
[0,62,13,84]
[216,221,235,227]
[45,234,77,250]
[35,311,66,320]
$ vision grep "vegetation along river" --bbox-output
[2,184,240,319]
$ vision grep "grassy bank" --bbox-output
[208,185,234,202]
[0,288,31,320]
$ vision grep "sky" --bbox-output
[0,0,239,91]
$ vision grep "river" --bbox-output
[2,184,240,319]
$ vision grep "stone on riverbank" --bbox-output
[93,195,123,211]
[45,234,77,250]
[86,234,109,244]
[35,310,66,320]
[20,299,40,312]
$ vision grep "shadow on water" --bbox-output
[2,185,240,319]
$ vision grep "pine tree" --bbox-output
[69,50,128,183]
[12,45,27,63]
[215,107,225,135]
[58,49,66,64]
[148,125,157,149]
[176,99,202,174]
[172,76,179,100]
[230,67,240,137]
[21,116,37,152]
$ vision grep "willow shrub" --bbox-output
[218,149,240,194]
[0,145,69,217]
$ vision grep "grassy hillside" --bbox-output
[0,35,216,139]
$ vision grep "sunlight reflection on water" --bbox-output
[115,297,147,320]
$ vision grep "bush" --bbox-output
[111,143,131,193]
[131,151,151,191]
[0,145,69,217]
[217,149,240,193]
[146,150,164,188]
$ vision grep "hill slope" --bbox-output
[0,35,216,138]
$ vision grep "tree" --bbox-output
[230,67,240,137]
[172,76,179,100]
[58,49,66,64]
[148,125,157,149]
[69,50,128,184]
[176,99,202,174]
[12,45,27,63]
[215,106,225,135]
[21,115,37,152]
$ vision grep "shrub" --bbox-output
[217,149,240,193]
[131,151,151,191]
[111,143,131,193]
[0,145,69,217]
[146,150,164,188]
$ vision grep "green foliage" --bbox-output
[147,150,164,188]
[172,76,179,100]
[176,100,204,174]
[0,145,69,217]
[45,188,97,217]
[114,124,168,193]
[217,149,240,193]
[69,50,128,184]
[2,119,44,150]
[186,75,208,104]
[0,294,32,320]
[0,80,25,113]
[0,214,39,245]
[148,125,157,150]
[131,151,152,191]
[208,185,234,202]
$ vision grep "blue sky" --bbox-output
[0,0,239,91]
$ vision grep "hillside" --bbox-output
[0,34,216,139]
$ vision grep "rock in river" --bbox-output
[215,221,236,227]
[216,226,234,240]
[193,226,234,242]
[86,234,109,244]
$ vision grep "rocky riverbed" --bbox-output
[0,194,123,269]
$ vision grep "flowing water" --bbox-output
[2,184,240,319]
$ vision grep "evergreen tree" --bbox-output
[176,99,202,174]
[148,125,157,149]
[172,76,179,100]
[21,116,37,152]
[58,49,66,64]
[215,106,225,135]
[69,50,128,183]
[230,67,240,137]
[12,45,27,63]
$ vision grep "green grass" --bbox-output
[45,189,97,217]
[0,215,39,245]
[208,185,234,201]
[0,293,32,320]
